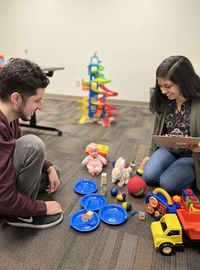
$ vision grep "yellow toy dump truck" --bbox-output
[151,209,200,255]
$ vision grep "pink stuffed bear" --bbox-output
[81,143,107,176]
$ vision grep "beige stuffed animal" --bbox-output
[112,157,132,187]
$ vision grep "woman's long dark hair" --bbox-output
[150,56,200,114]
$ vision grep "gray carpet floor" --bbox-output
[0,98,199,270]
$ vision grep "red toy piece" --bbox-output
[127,176,146,197]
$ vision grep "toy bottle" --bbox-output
[100,173,107,196]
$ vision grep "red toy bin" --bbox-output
[177,209,200,240]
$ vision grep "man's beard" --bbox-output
[16,105,33,121]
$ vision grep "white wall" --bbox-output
[1,0,200,102]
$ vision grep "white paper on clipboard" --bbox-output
[153,135,200,148]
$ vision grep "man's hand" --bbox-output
[45,201,64,215]
[46,166,60,194]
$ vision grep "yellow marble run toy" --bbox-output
[78,52,119,127]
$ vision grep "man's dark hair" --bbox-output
[150,56,200,114]
[0,58,49,102]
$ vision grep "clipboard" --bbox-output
[153,135,200,148]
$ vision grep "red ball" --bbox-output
[127,176,146,197]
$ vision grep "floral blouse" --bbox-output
[163,99,193,157]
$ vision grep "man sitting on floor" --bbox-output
[0,58,64,228]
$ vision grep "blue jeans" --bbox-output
[142,147,195,194]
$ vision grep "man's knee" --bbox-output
[14,135,45,167]
[17,135,45,154]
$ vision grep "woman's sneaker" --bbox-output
[5,213,63,229]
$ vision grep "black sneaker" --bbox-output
[5,213,63,229]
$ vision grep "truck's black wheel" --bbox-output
[159,243,175,255]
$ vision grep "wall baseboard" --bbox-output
[45,93,149,108]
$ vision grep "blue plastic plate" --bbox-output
[73,178,98,195]
[80,194,107,211]
[69,209,100,232]
[99,204,128,225]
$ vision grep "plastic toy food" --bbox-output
[127,176,146,197]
